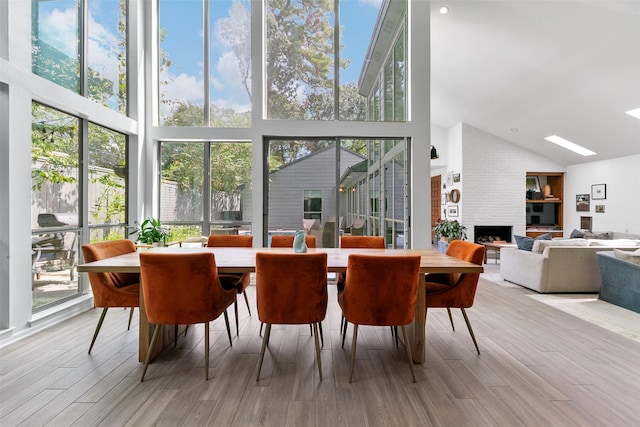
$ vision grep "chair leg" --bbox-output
[204,322,210,380]
[141,324,161,382]
[185,324,189,336]
[174,325,178,347]
[256,323,271,381]
[259,322,264,337]
[461,308,480,355]
[349,324,359,383]
[392,326,398,348]
[243,290,251,316]
[447,307,455,331]
[88,308,108,354]
[312,323,322,381]
[128,307,135,330]
[318,322,324,347]
[400,325,416,383]
[223,310,232,347]
[341,319,348,349]
[234,300,239,337]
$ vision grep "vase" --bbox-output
[542,184,551,198]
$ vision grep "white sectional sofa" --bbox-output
[500,235,640,293]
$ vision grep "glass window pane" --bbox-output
[266,0,335,120]
[87,0,127,113]
[32,0,81,93]
[210,0,251,127]
[31,102,81,311]
[87,123,127,236]
[160,142,204,223]
[384,56,393,120]
[393,30,405,121]
[211,142,252,233]
[159,0,205,126]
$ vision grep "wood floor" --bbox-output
[2,275,640,426]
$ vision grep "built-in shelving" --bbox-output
[526,172,564,238]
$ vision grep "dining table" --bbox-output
[77,246,483,363]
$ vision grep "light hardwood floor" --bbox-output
[2,273,640,426]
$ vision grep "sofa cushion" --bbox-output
[532,238,589,254]
[514,233,551,251]
[583,230,613,240]
[569,229,584,239]
[588,239,640,247]
[614,248,640,265]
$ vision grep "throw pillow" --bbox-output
[515,233,552,251]
[613,249,640,265]
[584,230,613,240]
[569,229,584,239]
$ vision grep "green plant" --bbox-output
[128,217,171,245]
[433,219,467,242]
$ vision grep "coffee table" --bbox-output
[483,242,517,263]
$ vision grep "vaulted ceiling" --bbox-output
[430,1,640,166]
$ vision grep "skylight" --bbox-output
[544,135,596,157]
[625,108,640,120]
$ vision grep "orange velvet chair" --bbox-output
[269,234,316,248]
[206,234,253,336]
[81,240,140,354]
[139,252,236,381]
[255,252,328,381]
[338,254,421,383]
[338,236,385,339]
[424,240,485,354]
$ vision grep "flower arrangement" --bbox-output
[129,217,171,245]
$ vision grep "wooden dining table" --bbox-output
[77,246,483,363]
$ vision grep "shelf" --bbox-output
[526,199,561,203]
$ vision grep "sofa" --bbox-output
[597,250,640,313]
[500,235,640,293]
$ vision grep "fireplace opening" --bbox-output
[474,226,513,244]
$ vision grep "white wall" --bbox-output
[565,155,640,235]
[459,124,564,242]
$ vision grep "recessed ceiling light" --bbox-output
[439,6,449,14]
[544,135,596,157]
[510,128,518,132]
[626,107,640,120]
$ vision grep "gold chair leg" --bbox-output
[205,322,210,380]
[223,310,232,347]
[349,324,359,383]
[256,323,271,381]
[461,308,480,354]
[313,323,322,381]
[128,307,134,330]
[243,290,251,316]
[141,324,161,382]
[88,307,108,354]
[401,325,416,383]
[446,307,455,331]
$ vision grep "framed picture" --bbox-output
[526,176,541,192]
[453,173,461,183]
[595,205,605,213]
[447,205,459,217]
[592,183,606,200]
[576,194,590,212]
[580,216,592,231]
[446,171,453,186]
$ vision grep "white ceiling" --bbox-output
[429,1,640,166]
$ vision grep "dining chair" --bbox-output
[81,240,140,354]
[338,236,386,341]
[269,234,316,248]
[424,240,485,354]
[266,234,320,342]
[139,251,236,381]
[338,254,421,383]
[206,234,253,336]
[255,252,328,381]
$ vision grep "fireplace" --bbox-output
[474,226,513,244]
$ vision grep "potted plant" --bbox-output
[433,219,467,253]
[129,217,171,246]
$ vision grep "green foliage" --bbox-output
[129,217,171,244]
[434,219,467,242]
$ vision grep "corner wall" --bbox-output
[565,155,640,235]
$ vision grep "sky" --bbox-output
[35,0,382,115]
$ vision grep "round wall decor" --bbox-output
[449,189,461,203]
